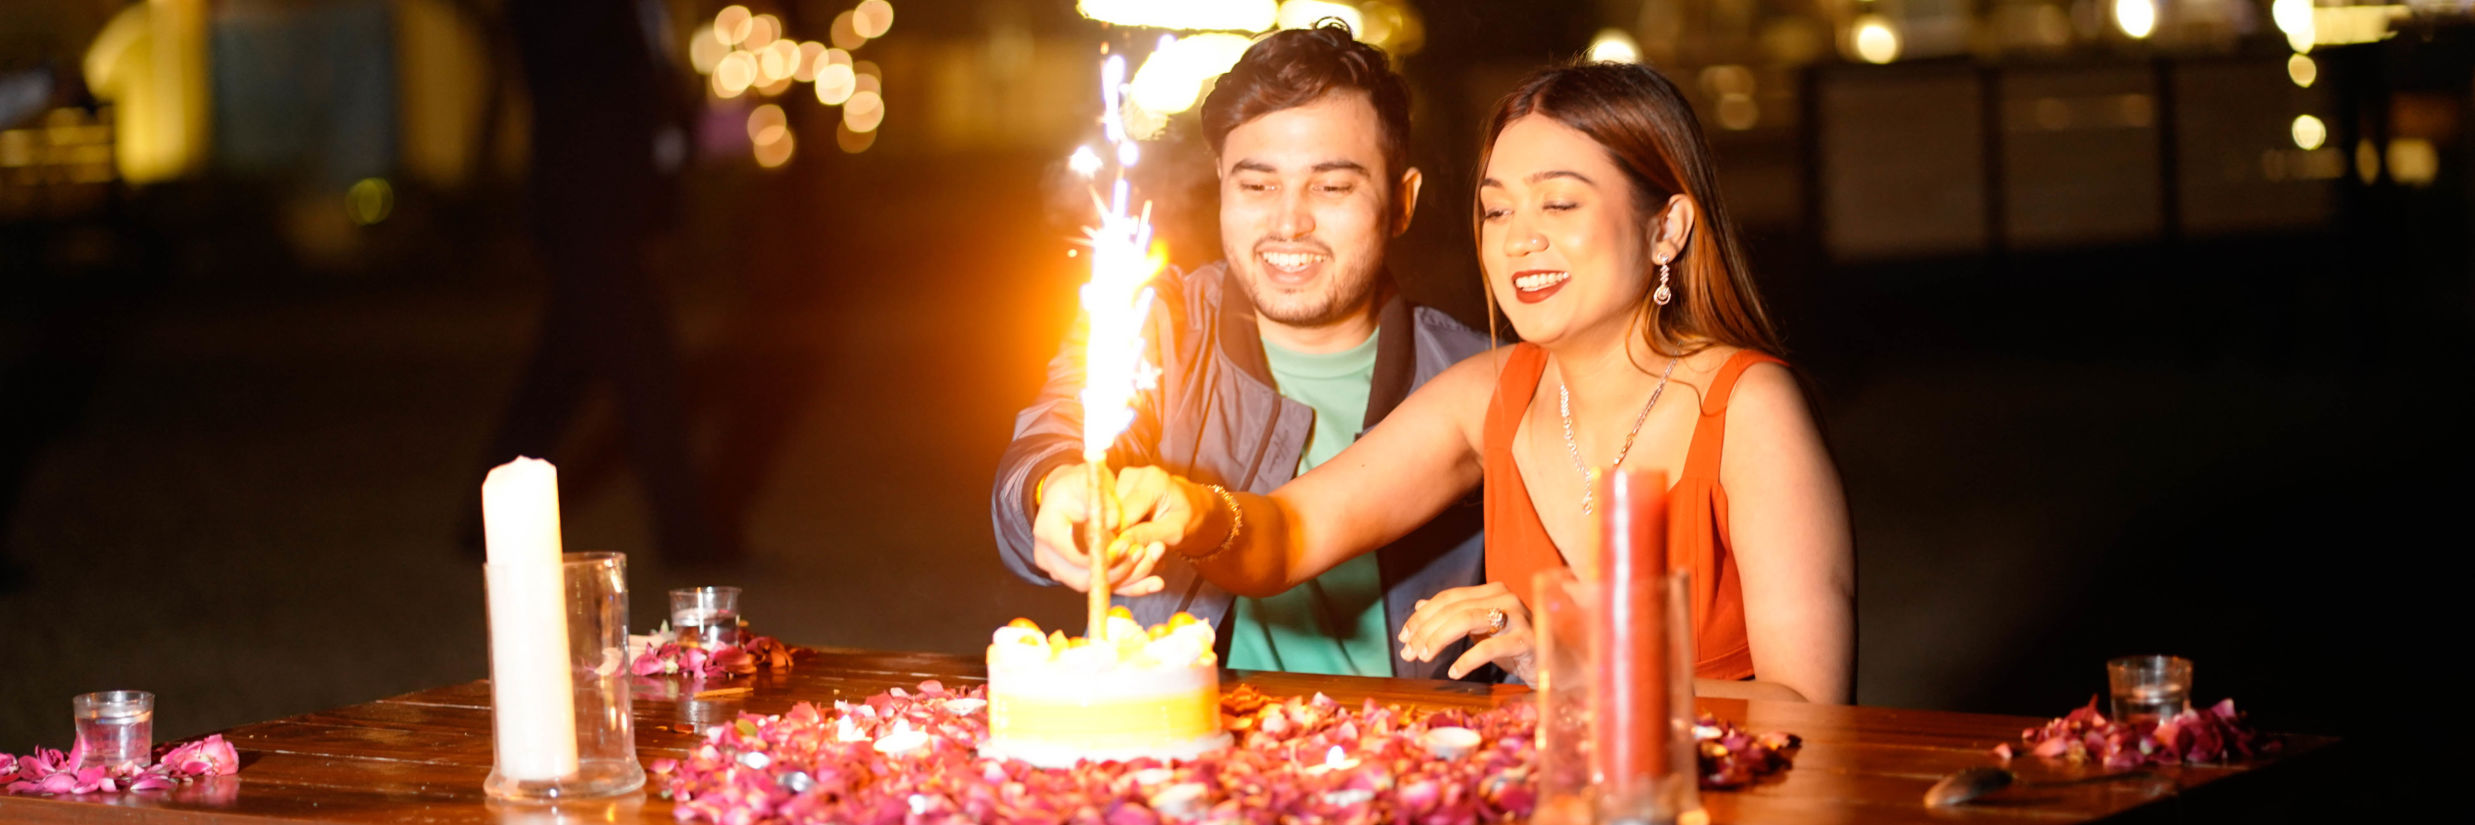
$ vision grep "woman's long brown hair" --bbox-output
[1473,61,1786,362]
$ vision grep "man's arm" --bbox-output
[991,272,1185,586]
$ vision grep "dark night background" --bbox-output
[1,0,2464,774]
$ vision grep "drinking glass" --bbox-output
[72,690,154,774]
[669,586,742,649]
[2106,654,2193,724]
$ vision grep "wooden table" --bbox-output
[0,647,2331,824]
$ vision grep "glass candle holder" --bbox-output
[71,690,154,774]
[2107,654,2193,724]
[483,552,646,801]
[669,586,742,650]
[1533,567,1701,825]
[1531,569,1595,825]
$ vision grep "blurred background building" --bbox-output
[2,0,2466,765]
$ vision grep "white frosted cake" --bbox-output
[981,610,1231,768]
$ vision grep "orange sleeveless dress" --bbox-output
[1482,344,1783,680]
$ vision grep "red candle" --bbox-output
[1590,468,1671,788]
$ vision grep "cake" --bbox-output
[980,609,1231,768]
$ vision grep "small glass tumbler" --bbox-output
[72,690,154,774]
[668,586,742,650]
[2107,654,2193,724]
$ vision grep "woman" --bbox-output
[1088,61,1853,703]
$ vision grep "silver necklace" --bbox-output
[1559,357,1679,515]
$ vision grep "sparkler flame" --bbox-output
[1077,54,1164,465]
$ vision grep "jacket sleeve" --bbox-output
[991,269,1187,586]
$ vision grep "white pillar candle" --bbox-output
[483,457,579,781]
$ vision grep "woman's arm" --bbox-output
[1112,351,1502,597]
[1717,364,1857,704]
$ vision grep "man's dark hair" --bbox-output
[1199,23,1412,180]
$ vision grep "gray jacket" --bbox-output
[992,262,1494,680]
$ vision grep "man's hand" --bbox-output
[1030,464,1166,596]
[1107,465,1221,562]
[1399,582,1533,681]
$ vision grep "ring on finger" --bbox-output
[1482,607,1507,635]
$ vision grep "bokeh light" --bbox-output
[837,119,877,153]
[1587,29,1641,64]
[815,63,857,105]
[1853,16,1901,64]
[1127,33,1252,116]
[844,89,885,133]
[715,51,756,97]
[854,0,896,39]
[831,10,865,51]
[747,103,787,145]
[2290,114,2326,151]
[754,129,795,168]
[795,42,827,82]
[2287,54,2317,88]
[345,177,392,226]
[747,14,781,50]
[716,5,753,46]
[2113,0,2156,39]
[690,25,727,74]
[1070,145,1102,177]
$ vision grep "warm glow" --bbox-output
[757,40,796,82]
[1276,0,1363,34]
[795,42,827,82]
[2272,0,2314,52]
[746,14,781,50]
[2287,54,2316,87]
[715,5,753,46]
[837,120,877,153]
[690,25,727,74]
[346,177,393,226]
[1070,145,1102,176]
[1078,0,1276,32]
[715,51,756,97]
[2290,114,2326,151]
[2309,6,2408,47]
[1853,16,1901,64]
[2114,0,2156,39]
[831,10,865,51]
[1077,54,1166,465]
[815,63,857,105]
[2387,138,2438,185]
[747,103,787,145]
[1127,33,1253,116]
[854,62,883,96]
[754,128,794,168]
[1587,28,1641,64]
[844,90,886,133]
[854,0,895,39]
[1718,94,1758,130]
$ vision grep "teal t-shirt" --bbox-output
[1225,329,1393,677]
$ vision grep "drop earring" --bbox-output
[1653,259,1673,306]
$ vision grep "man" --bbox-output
[992,25,1492,680]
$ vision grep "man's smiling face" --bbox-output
[1217,91,1401,331]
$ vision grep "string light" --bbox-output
[689,2,895,167]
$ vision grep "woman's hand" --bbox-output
[1399,582,1534,681]
[1028,464,1166,596]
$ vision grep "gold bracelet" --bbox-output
[1186,483,1243,561]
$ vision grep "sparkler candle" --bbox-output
[1075,52,1164,641]
[481,457,579,784]
[1590,468,1672,802]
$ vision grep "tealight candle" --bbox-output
[1420,726,1481,760]
[873,721,928,756]
[1304,745,1358,775]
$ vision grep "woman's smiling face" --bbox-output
[1477,114,1658,349]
